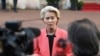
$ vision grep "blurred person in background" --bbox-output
[46,0,60,9]
[1,0,6,10]
[1,0,17,12]
[13,0,17,12]
[70,0,78,10]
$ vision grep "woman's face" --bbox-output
[43,11,58,28]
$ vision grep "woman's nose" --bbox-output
[48,18,52,22]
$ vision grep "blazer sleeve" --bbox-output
[66,43,73,56]
[59,29,73,56]
[62,30,73,56]
[33,38,41,56]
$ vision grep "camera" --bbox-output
[0,20,40,56]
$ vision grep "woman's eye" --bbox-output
[46,17,50,20]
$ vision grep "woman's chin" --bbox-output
[47,25,54,28]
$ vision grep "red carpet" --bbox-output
[82,3,100,11]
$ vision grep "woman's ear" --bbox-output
[42,18,46,23]
[56,17,59,25]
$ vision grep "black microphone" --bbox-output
[26,27,41,37]
[20,27,41,54]
[21,27,40,39]
[57,38,67,49]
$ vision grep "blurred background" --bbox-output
[0,0,100,30]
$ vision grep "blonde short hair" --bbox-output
[40,6,60,19]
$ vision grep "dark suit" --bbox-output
[70,0,78,10]
[1,0,17,12]
[1,0,6,10]
[13,0,18,12]
[46,0,60,9]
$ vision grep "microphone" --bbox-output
[20,27,40,39]
[26,27,41,37]
[57,38,67,49]
[17,27,41,54]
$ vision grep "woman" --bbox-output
[33,6,72,56]
[68,18,99,56]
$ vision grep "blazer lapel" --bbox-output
[43,28,50,56]
[52,28,59,56]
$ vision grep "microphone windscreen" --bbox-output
[57,38,67,49]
